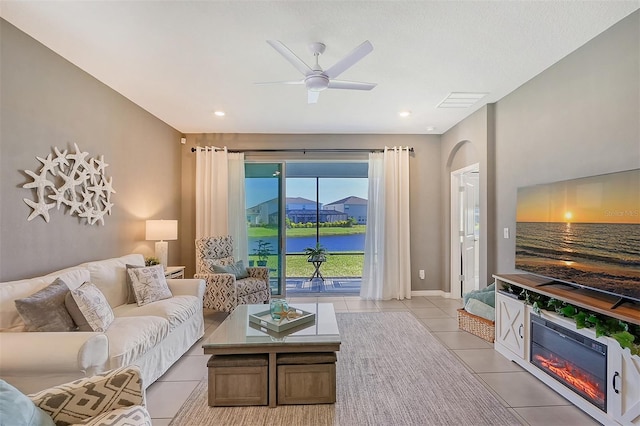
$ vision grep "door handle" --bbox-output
[518,324,524,339]
[612,371,620,394]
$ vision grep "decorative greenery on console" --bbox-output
[500,283,640,356]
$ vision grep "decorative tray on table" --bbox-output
[248,307,316,333]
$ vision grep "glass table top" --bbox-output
[202,303,341,348]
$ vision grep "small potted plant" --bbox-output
[145,256,160,267]
[304,242,327,262]
[253,239,273,267]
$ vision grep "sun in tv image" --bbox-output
[516,168,640,302]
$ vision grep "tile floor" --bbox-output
[146,295,599,426]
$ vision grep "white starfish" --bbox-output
[54,147,69,170]
[91,206,108,226]
[67,143,89,175]
[48,188,72,210]
[67,194,84,216]
[78,205,95,224]
[101,198,114,215]
[23,169,55,193]
[93,155,109,174]
[36,153,57,175]
[101,176,116,200]
[23,197,56,222]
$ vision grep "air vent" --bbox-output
[437,92,488,108]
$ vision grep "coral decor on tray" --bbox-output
[22,143,115,225]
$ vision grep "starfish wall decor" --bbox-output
[22,143,116,225]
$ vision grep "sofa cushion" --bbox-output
[127,265,172,306]
[105,316,170,369]
[68,282,115,332]
[0,380,55,426]
[14,278,76,332]
[82,254,145,308]
[114,295,201,331]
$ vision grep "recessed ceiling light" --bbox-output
[213,111,226,117]
[426,126,435,132]
[398,110,411,117]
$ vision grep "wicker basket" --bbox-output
[457,308,495,343]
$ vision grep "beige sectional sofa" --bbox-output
[0,254,205,394]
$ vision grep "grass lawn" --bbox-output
[249,253,364,277]
[248,225,366,238]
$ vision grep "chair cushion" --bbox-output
[236,277,269,297]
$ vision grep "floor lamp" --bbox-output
[146,220,178,270]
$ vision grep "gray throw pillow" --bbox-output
[212,261,249,279]
[14,278,76,332]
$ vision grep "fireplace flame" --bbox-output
[534,353,604,405]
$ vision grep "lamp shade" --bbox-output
[145,220,178,241]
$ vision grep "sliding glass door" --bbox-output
[245,163,284,295]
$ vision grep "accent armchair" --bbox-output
[194,235,271,312]
[28,366,151,426]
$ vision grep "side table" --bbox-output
[165,266,185,279]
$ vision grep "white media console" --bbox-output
[493,274,640,426]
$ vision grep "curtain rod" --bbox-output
[190,147,414,154]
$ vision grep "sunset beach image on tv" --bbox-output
[515,169,640,303]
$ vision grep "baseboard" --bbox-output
[411,290,456,298]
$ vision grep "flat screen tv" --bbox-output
[515,168,640,307]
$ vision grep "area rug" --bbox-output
[169,312,521,426]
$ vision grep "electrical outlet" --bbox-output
[419,269,425,280]
[503,228,510,239]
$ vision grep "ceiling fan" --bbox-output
[258,40,377,104]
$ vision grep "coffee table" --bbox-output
[202,303,341,407]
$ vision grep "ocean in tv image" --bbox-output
[515,169,640,302]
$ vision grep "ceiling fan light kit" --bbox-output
[259,40,377,104]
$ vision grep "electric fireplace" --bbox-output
[530,315,607,411]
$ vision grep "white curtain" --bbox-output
[195,147,248,263]
[360,147,411,300]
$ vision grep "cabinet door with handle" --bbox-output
[608,342,640,425]
[495,292,527,359]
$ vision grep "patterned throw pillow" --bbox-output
[212,261,249,279]
[14,278,76,332]
[127,265,172,306]
[125,264,145,304]
[70,282,114,332]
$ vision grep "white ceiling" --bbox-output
[2,1,639,135]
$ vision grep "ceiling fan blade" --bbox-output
[255,80,304,85]
[267,40,313,76]
[328,80,377,91]
[325,40,374,79]
[308,91,320,104]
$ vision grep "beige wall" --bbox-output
[180,133,444,290]
[444,11,640,281]
[0,19,183,281]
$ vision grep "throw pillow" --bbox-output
[212,261,249,279]
[125,264,146,304]
[64,292,91,331]
[14,278,76,332]
[70,282,114,332]
[127,265,172,306]
[0,380,55,426]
